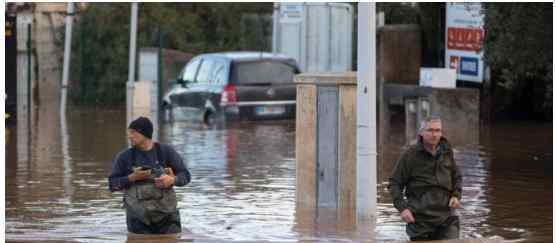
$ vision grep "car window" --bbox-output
[211,60,227,84]
[180,58,201,82]
[232,61,296,84]
[196,59,215,84]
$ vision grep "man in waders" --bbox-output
[109,117,191,234]
[389,116,462,241]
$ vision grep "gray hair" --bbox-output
[418,116,442,133]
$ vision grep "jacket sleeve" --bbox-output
[450,150,462,200]
[388,151,411,212]
[108,151,132,192]
[166,145,191,187]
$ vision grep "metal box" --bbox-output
[273,3,353,73]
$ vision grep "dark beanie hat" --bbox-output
[128,116,153,139]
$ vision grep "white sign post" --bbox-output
[445,3,485,83]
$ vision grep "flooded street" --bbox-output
[5,106,552,242]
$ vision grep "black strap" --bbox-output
[156,143,177,173]
[154,142,168,168]
[131,147,137,167]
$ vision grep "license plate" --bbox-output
[255,106,285,115]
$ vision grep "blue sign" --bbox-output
[459,57,479,76]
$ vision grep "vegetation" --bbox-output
[61,3,552,121]
[482,3,552,120]
[63,3,273,105]
[375,3,552,120]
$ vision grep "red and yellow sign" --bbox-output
[447,27,484,52]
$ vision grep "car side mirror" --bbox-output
[176,78,190,87]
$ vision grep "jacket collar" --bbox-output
[416,136,450,154]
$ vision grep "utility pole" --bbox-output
[356,2,377,221]
[127,2,138,131]
[61,2,74,199]
[61,2,74,99]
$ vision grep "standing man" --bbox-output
[389,116,462,241]
[109,116,191,234]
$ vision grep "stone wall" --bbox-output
[380,84,480,148]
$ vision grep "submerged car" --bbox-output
[162,52,300,122]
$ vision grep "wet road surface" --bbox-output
[5,107,552,242]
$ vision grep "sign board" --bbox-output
[419,68,457,88]
[279,4,304,24]
[445,3,484,83]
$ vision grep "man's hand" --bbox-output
[164,167,175,177]
[400,209,415,223]
[128,167,151,182]
[449,197,460,209]
[155,174,175,189]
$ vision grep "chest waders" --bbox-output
[124,143,181,234]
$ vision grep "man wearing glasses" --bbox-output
[389,116,462,241]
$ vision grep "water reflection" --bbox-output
[5,107,552,242]
[126,233,180,243]
[161,119,298,241]
[479,123,552,243]
[292,207,376,242]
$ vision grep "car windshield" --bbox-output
[232,61,296,85]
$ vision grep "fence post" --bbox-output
[79,20,84,101]
[157,26,164,116]
[26,23,32,158]
[27,24,31,126]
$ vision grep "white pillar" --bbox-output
[127,2,139,128]
[356,2,377,221]
[272,2,279,53]
[61,2,74,90]
[61,2,74,198]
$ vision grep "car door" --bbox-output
[192,58,215,111]
[170,58,201,107]
[206,58,229,112]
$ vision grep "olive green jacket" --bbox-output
[388,137,462,231]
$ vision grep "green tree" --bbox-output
[65,3,273,105]
[377,2,419,24]
[482,3,552,120]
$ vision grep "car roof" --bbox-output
[197,51,297,63]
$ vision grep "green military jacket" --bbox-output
[388,136,462,236]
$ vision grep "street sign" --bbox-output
[445,3,484,83]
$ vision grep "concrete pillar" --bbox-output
[132,80,159,141]
[33,3,66,104]
[16,12,33,163]
[294,72,357,224]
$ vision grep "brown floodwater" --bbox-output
[5,106,552,242]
